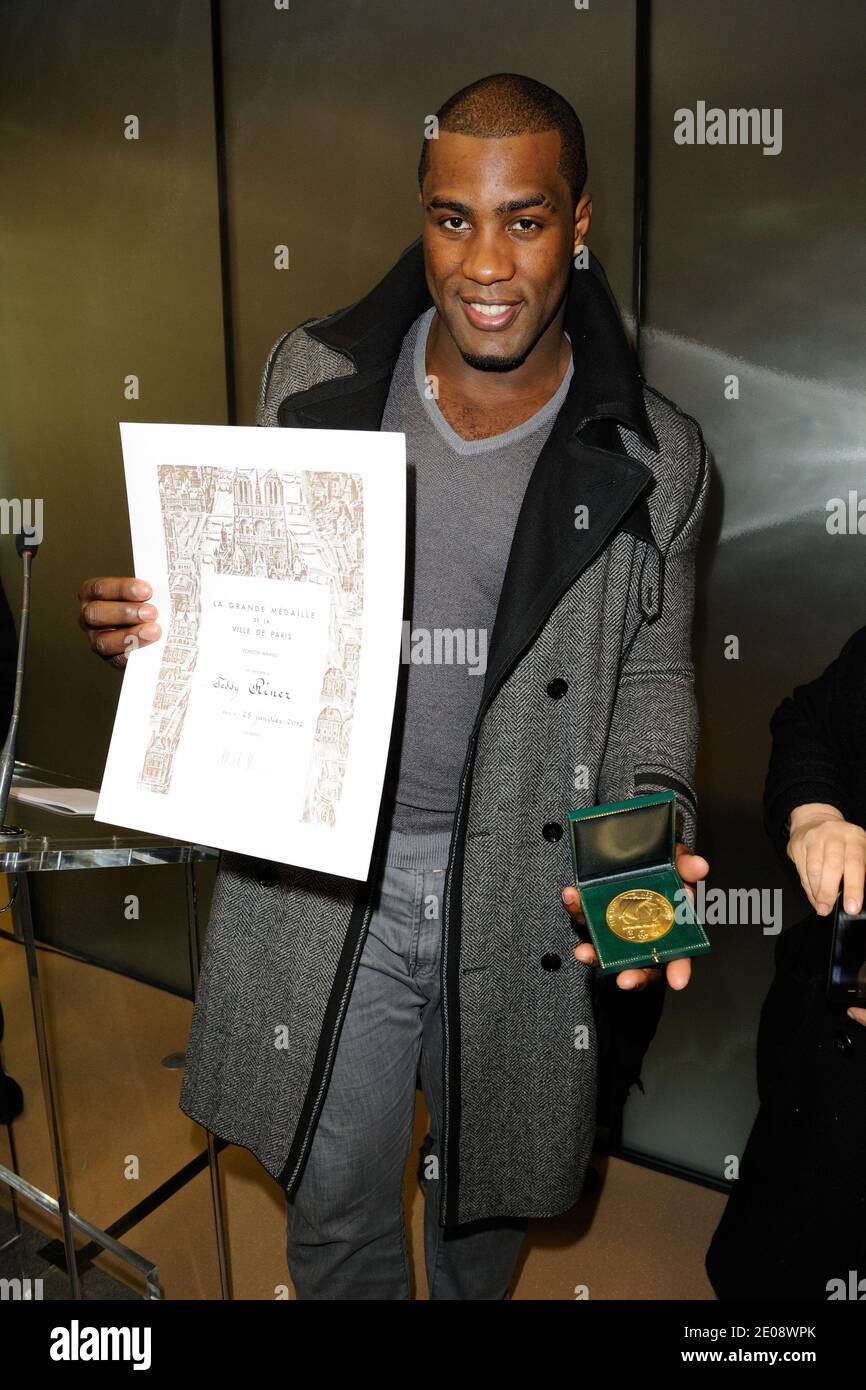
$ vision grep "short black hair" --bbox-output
[417,73,587,207]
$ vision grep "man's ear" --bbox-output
[573,192,593,254]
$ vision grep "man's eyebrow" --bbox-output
[425,193,554,218]
[493,193,552,216]
[426,196,474,216]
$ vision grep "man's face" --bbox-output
[419,128,586,372]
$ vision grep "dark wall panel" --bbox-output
[620,0,866,1178]
[0,0,227,995]
[0,0,227,783]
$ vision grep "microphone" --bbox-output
[0,525,40,834]
[15,526,39,560]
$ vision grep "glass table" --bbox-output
[0,762,225,1299]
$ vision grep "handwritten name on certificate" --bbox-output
[96,422,406,880]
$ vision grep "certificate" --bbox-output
[95,421,406,880]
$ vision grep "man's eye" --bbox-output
[441,216,470,231]
[511,218,541,233]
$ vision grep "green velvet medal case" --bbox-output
[566,791,710,975]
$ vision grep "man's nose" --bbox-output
[460,230,516,286]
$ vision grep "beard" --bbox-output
[457,345,534,372]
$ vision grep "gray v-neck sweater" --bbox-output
[380,306,573,837]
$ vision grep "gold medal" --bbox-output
[605,888,674,942]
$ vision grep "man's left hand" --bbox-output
[562,843,710,992]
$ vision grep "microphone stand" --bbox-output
[0,527,39,836]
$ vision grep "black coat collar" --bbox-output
[276,237,662,716]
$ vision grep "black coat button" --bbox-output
[542,822,563,842]
[547,677,568,700]
[541,953,562,972]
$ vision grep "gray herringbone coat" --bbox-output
[179,240,710,1226]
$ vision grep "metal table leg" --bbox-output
[185,860,231,1299]
[14,872,81,1297]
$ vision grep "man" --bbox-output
[79,74,711,1300]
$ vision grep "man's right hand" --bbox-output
[78,577,161,671]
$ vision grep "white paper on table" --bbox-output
[95,422,406,881]
[10,787,99,816]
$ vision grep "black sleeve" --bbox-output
[762,626,866,865]
[0,578,17,744]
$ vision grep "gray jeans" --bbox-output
[285,828,528,1299]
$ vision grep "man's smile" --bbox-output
[459,297,524,331]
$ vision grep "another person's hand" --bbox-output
[786,802,866,917]
[78,577,160,670]
[562,842,709,992]
[787,803,866,1028]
